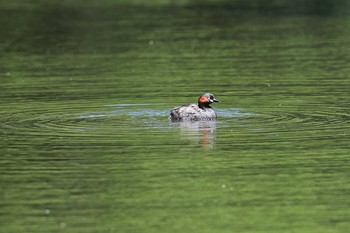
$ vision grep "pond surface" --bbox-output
[1,1,349,232]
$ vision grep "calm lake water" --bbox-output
[1,1,349,232]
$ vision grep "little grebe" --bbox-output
[170,93,220,121]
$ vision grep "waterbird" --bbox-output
[169,93,220,121]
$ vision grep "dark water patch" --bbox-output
[1,0,349,55]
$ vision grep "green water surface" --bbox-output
[1,1,349,233]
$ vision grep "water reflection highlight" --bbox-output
[171,121,218,149]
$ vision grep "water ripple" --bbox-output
[262,110,350,129]
[1,104,348,139]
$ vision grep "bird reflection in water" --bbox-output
[172,121,217,149]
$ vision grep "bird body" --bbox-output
[170,93,220,121]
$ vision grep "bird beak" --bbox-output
[213,98,220,103]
